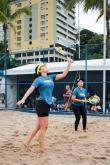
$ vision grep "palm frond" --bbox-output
[0,11,8,23]
[0,0,11,17]
[10,7,31,20]
[96,10,103,21]
[84,0,103,12]
[65,0,77,11]
[8,21,16,34]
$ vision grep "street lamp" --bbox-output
[103,0,107,114]
[78,3,80,60]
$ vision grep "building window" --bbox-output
[29,41,32,45]
[17,26,21,30]
[35,51,39,55]
[40,58,43,61]
[29,35,32,39]
[22,53,26,57]
[17,20,21,24]
[41,15,45,19]
[50,57,54,62]
[68,13,75,20]
[27,52,33,56]
[29,24,32,28]
[16,3,22,7]
[50,45,54,48]
[17,60,21,64]
[29,29,32,33]
[15,53,21,57]
[22,60,26,64]
[41,2,46,9]
[40,58,48,62]
[40,51,44,55]
[35,58,39,61]
[57,31,67,38]
[44,58,48,62]
[40,27,45,31]
[40,33,45,38]
[29,1,32,4]
[50,50,54,54]
[29,17,32,21]
[27,59,34,64]
[44,50,48,55]
[17,43,21,47]
[56,5,61,9]
[55,57,58,62]
[40,50,48,55]
[17,37,21,41]
[41,21,45,26]
[17,31,21,35]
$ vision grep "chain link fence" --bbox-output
[0,44,110,115]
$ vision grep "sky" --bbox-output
[75,5,104,34]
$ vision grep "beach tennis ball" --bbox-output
[57,47,62,53]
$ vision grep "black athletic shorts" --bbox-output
[36,100,51,117]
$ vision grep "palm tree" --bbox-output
[65,0,110,58]
[0,0,31,108]
[0,0,31,53]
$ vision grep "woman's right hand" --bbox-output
[81,99,88,103]
[16,99,25,106]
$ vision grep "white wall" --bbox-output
[7,76,17,108]
[0,77,5,108]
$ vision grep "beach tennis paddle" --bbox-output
[88,96,97,105]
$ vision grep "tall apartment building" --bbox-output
[9,0,76,64]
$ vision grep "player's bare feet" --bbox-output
[22,142,31,151]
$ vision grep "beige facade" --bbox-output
[9,0,56,51]
[9,0,76,64]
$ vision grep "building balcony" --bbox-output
[56,26,67,34]
[56,20,67,28]
[56,36,76,49]
[56,7,68,17]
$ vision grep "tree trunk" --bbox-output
[3,23,8,109]
[3,23,7,53]
[3,23,8,71]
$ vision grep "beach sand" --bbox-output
[0,110,110,165]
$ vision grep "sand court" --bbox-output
[0,110,110,165]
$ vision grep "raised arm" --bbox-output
[16,86,35,106]
[55,57,73,81]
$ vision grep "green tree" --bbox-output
[0,0,31,69]
[65,0,110,58]
[0,42,5,53]
[75,29,103,60]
